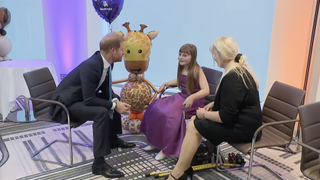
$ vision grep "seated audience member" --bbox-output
[49,33,136,178]
[140,43,209,160]
[165,36,262,180]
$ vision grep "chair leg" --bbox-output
[68,122,73,166]
[267,145,298,154]
[31,125,92,167]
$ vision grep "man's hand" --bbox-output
[204,101,214,111]
[115,101,131,114]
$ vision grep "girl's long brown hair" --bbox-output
[177,44,201,94]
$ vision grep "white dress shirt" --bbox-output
[97,53,117,110]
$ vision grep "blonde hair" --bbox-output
[210,36,260,91]
[177,43,201,94]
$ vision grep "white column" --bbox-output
[86,0,108,57]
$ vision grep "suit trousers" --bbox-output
[68,102,122,157]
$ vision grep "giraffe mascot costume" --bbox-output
[113,22,159,133]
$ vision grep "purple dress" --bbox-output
[140,75,205,157]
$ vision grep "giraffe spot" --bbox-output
[136,34,142,39]
[141,40,145,44]
[146,42,150,46]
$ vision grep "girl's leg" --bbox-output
[168,116,203,179]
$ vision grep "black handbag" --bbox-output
[191,139,216,166]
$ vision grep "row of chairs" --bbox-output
[23,67,319,179]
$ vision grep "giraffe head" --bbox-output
[114,22,159,74]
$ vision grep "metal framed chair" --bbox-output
[214,81,306,180]
[23,67,92,167]
[201,66,222,105]
[295,101,320,180]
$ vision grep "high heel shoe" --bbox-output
[165,172,188,180]
[185,166,194,177]
[165,167,193,180]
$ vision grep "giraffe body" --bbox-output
[114,22,159,115]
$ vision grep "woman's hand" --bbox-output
[183,96,194,108]
[158,83,166,94]
[196,107,206,119]
[204,101,214,111]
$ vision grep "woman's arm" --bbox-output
[189,68,210,101]
[197,71,244,124]
[197,108,222,123]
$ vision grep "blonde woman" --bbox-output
[166,37,262,180]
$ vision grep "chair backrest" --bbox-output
[262,81,305,142]
[201,66,222,104]
[298,101,320,174]
[23,67,57,118]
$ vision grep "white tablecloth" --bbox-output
[0,60,58,121]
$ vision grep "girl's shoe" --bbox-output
[155,150,167,160]
[142,145,155,151]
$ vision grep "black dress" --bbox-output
[194,70,262,146]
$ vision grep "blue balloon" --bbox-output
[92,0,124,24]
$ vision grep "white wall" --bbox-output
[106,0,276,100]
[2,0,276,101]
[86,0,108,57]
[0,0,46,60]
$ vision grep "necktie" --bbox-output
[108,66,113,119]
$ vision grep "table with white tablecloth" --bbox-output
[0,60,59,122]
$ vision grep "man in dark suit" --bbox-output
[49,33,135,178]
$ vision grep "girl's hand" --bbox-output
[204,101,214,111]
[196,107,206,119]
[158,83,166,94]
[183,96,194,108]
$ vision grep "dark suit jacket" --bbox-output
[49,51,118,124]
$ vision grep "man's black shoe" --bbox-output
[92,161,124,178]
[110,138,136,149]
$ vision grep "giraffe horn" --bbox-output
[139,24,147,33]
[122,22,131,32]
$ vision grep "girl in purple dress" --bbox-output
[139,43,209,160]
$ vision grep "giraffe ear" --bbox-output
[147,30,159,40]
[113,31,124,36]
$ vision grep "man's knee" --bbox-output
[94,107,109,119]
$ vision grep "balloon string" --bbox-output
[109,24,112,33]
